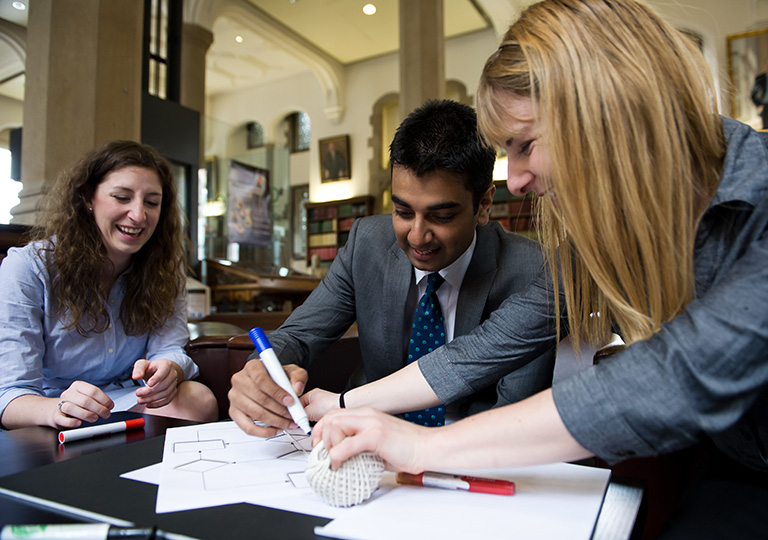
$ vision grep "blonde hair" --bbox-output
[477,0,725,351]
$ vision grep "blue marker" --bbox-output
[249,327,312,434]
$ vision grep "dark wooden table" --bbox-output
[0,412,193,527]
[0,413,645,539]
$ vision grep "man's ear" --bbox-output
[476,184,496,225]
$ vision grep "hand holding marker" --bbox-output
[249,327,311,434]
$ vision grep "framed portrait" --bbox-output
[727,28,768,128]
[319,135,351,182]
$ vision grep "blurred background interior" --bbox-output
[0,0,767,318]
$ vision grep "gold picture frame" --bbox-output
[319,135,351,182]
[727,28,768,127]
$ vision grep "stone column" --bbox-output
[180,23,212,114]
[180,22,213,166]
[398,0,445,119]
[13,0,144,225]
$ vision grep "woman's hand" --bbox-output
[312,407,431,473]
[56,380,113,428]
[133,359,182,409]
[301,388,341,421]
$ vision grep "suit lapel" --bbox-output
[455,226,498,337]
[382,239,414,368]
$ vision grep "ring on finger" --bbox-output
[57,400,67,412]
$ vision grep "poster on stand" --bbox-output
[227,160,271,247]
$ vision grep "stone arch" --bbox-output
[368,92,399,214]
[185,0,345,123]
[446,79,472,107]
[0,19,26,65]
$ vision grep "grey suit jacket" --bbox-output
[261,214,555,413]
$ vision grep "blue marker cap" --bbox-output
[248,327,271,354]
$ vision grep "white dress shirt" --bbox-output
[409,231,477,343]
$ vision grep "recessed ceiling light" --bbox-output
[363,4,376,15]
[235,35,244,43]
[11,2,26,10]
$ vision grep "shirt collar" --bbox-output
[710,116,768,210]
[413,230,477,291]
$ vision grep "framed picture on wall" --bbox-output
[319,135,351,182]
[727,28,768,129]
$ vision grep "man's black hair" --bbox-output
[389,99,496,211]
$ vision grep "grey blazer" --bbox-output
[263,214,555,413]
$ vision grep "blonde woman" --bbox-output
[0,141,217,429]
[308,0,768,536]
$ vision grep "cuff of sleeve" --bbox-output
[0,389,41,422]
[417,349,476,404]
[552,367,655,464]
[158,353,198,381]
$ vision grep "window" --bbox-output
[288,112,311,153]
[0,149,21,224]
[144,0,181,101]
[247,122,264,149]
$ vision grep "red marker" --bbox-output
[396,471,515,496]
[58,418,145,444]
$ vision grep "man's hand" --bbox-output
[229,358,308,437]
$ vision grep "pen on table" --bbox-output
[58,418,145,444]
[0,524,157,539]
[396,472,516,495]
[248,327,311,434]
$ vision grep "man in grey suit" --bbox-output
[229,99,555,437]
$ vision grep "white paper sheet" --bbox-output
[120,463,162,484]
[154,421,347,518]
[132,421,610,538]
[314,462,611,540]
[107,385,141,412]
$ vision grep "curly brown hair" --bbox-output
[30,140,187,336]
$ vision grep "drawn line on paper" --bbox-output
[169,425,312,491]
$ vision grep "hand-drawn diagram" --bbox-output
[170,424,311,491]
[156,421,321,514]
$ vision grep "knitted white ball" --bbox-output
[305,439,385,507]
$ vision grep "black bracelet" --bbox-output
[339,390,347,408]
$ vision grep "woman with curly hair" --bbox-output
[308,0,768,536]
[0,140,217,429]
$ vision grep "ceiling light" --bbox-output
[363,4,376,15]
[235,35,244,43]
[11,2,26,10]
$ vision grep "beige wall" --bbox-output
[206,0,768,210]
[206,28,499,207]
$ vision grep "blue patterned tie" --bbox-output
[403,273,446,427]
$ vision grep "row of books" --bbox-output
[337,203,369,218]
[307,216,360,236]
[308,219,336,234]
[308,232,338,247]
[308,206,338,220]
[491,199,535,217]
[308,246,338,261]
[495,215,536,232]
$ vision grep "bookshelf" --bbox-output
[306,195,375,267]
[490,180,538,237]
